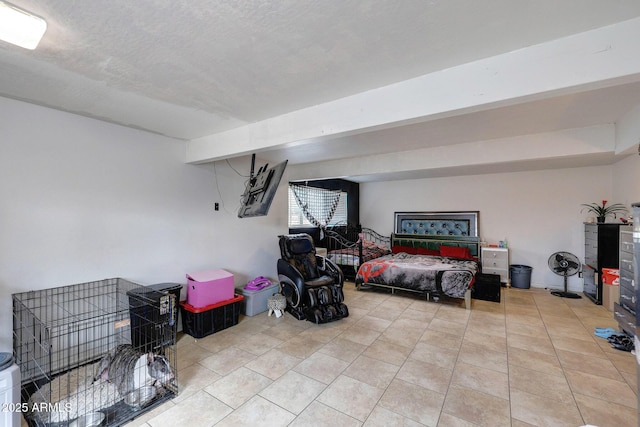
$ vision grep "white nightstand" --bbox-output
[481,247,510,285]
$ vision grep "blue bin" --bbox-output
[510,265,532,289]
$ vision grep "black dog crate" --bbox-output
[472,273,501,302]
[127,282,182,353]
[13,278,178,427]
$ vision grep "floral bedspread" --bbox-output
[355,253,478,299]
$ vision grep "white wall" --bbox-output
[2,94,635,355]
[613,154,640,208]
[616,103,640,154]
[0,98,288,352]
[359,166,618,292]
[204,156,290,285]
[613,102,640,208]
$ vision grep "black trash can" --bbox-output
[510,265,532,289]
[127,283,182,352]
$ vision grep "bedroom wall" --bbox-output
[0,97,288,352]
[359,165,616,292]
[2,94,634,356]
[615,103,640,154]
[613,101,640,212]
[613,154,640,211]
[613,101,640,207]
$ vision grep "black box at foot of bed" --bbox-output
[472,273,501,302]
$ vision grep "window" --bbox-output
[288,187,348,227]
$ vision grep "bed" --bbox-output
[324,225,391,279]
[354,212,481,309]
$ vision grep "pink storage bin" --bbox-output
[186,269,234,308]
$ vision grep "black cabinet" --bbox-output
[583,223,624,304]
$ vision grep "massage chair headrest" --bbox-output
[279,233,315,259]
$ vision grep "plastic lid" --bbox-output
[0,353,14,371]
[126,286,161,298]
[127,283,182,298]
[179,294,244,313]
[187,269,232,282]
[148,283,183,292]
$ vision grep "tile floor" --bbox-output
[121,284,638,427]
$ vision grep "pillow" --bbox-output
[439,245,472,259]
[416,247,440,256]
[392,245,418,255]
[364,240,389,252]
[362,240,378,248]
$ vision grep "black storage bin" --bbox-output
[510,265,532,289]
[180,295,243,339]
[127,282,182,352]
[472,273,501,302]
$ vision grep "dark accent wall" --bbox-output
[288,178,360,244]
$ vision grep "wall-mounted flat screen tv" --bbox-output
[238,156,288,218]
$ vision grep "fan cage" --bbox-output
[548,251,581,276]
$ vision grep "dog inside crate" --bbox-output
[13,279,179,426]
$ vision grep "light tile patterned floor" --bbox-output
[120,284,638,427]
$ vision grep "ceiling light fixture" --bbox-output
[0,1,47,50]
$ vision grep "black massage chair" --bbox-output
[277,233,348,323]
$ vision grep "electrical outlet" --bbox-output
[214,202,219,211]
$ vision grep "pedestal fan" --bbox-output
[548,252,582,299]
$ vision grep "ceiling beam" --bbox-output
[288,125,616,182]
[186,17,640,164]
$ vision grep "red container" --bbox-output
[186,269,234,308]
[601,268,619,285]
[180,295,243,339]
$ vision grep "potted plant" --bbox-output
[581,200,628,223]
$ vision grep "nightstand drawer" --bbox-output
[482,255,508,267]
[482,250,508,262]
[483,267,507,276]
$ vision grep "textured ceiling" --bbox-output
[2,0,640,175]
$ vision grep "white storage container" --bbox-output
[236,282,280,316]
[0,356,20,427]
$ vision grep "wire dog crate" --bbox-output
[13,278,179,426]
